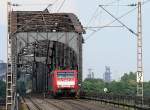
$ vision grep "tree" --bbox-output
[82,72,150,97]
[81,78,105,93]
[121,72,136,83]
[119,72,136,95]
[144,81,150,97]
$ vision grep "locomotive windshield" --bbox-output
[57,72,74,78]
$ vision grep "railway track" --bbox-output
[63,99,123,110]
[63,99,92,110]
[45,98,124,110]
[44,99,66,110]
[45,98,92,110]
[26,97,68,110]
[24,98,42,110]
[24,97,124,110]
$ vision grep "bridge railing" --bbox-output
[80,91,150,110]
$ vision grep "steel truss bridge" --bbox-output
[6,10,85,110]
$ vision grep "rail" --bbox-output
[28,97,42,110]
[80,92,150,110]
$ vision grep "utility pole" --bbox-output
[6,1,20,110]
[6,2,13,109]
[99,1,144,101]
[137,0,143,103]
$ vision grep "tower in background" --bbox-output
[103,66,111,82]
[87,68,94,79]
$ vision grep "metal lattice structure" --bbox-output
[137,0,143,101]
[6,3,15,110]
[6,28,13,110]
[103,66,111,83]
[6,10,85,109]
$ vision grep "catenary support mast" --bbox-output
[137,0,143,102]
[6,1,13,110]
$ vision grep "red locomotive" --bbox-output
[48,69,79,97]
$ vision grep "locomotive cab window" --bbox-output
[57,72,74,78]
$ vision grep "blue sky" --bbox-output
[0,0,150,81]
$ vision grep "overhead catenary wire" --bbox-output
[10,0,150,39]
[57,0,66,12]
[99,0,150,7]
[86,0,123,29]
[13,3,49,6]
[52,0,59,5]
[99,5,137,36]
[106,0,122,5]
[85,6,137,41]
[98,4,137,7]
[50,0,59,12]
[43,0,59,11]
[84,26,123,29]
[85,0,150,41]
[86,6,100,27]
[10,0,64,36]
[12,0,59,6]
[86,1,122,30]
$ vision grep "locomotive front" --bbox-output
[48,70,79,97]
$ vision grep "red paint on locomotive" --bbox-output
[48,70,79,97]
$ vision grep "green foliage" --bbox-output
[144,81,150,96]
[121,72,136,83]
[82,72,150,97]
[0,80,6,98]
[82,78,105,92]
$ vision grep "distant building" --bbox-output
[87,69,94,79]
[87,74,91,79]
[103,66,111,82]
